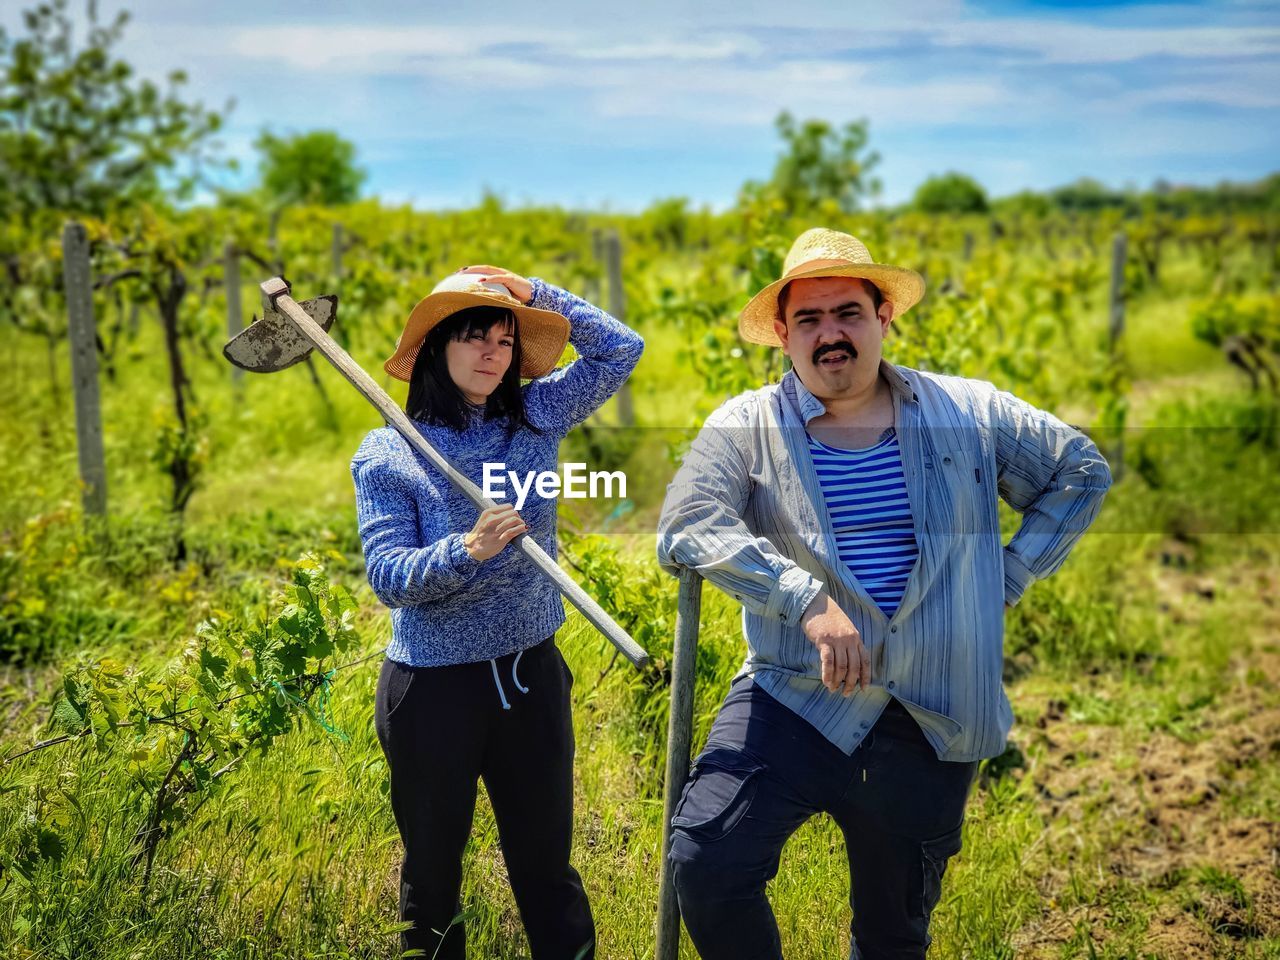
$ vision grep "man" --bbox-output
[655,227,1112,959]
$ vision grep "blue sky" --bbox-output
[6,0,1278,209]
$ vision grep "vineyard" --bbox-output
[2,190,1280,960]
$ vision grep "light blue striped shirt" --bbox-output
[806,428,918,619]
[656,361,1112,762]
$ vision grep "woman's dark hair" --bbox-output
[406,305,541,437]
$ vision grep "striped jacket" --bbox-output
[655,361,1112,762]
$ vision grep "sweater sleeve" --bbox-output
[521,277,644,435]
[350,431,481,607]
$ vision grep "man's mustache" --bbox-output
[813,342,857,364]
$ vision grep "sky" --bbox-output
[5,0,1278,210]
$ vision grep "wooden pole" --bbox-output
[1109,231,1127,347]
[604,230,635,427]
[61,221,108,520]
[585,227,604,317]
[655,569,702,960]
[224,241,243,388]
[1109,231,1127,481]
[241,278,650,670]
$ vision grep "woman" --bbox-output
[351,264,643,960]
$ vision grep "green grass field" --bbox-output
[3,215,1279,959]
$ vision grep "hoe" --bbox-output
[223,277,649,670]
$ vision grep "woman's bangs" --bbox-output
[451,306,517,341]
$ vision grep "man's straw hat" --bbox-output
[739,228,926,347]
[384,274,570,381]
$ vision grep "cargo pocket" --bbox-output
[670,746,764,843]
[916,822,964,930]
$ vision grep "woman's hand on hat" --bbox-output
[463,504,529,561]
[458,265,533,305]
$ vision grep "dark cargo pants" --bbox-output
[669,676,979,960]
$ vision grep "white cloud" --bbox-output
[229,25,555,71]
[14,0,1269,208]
[571,37,763,61]
[588,60,1010,127]
[930,19,1280,65]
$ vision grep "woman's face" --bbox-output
[444,320,515,405]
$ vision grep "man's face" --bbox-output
[772,276,893,399]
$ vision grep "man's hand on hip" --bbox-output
[801,589,869,696]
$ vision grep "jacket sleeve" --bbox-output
[521,277,645,435]
[991,388,1113,607]
[655,403,825,626]
[350,432,481,607]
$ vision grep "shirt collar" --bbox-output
[783,359,917,426]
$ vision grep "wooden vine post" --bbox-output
[61,221,108,522]
[604,230,635,427]
[655,568,703,960]
[1109,231,1127,480]
[224,240,244,388]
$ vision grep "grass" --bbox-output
[3,244,1280,958]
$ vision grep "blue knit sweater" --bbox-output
[351,278,644,666]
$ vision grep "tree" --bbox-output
[1050,177,1131,214]
[913,171,989,214]
[254,129,365,207]
[740,111,881,218]
[0,0,227,224]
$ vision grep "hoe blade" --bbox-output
[222,294,338,372]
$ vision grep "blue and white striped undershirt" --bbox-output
[806,426,919,619]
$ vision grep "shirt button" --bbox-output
[890,625,898,633]
[887,681,895,690]
[942,455,953,465]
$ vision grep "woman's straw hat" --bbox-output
[384,274,570,381]
[739,228,926,347]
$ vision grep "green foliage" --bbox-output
[1049,177,1132,213]
[991,190,1051,218]
[254,129,365,207]
[151,407,210,516]
[913,171,989,214]
[39,552,359,887]
[0,0,226,223]
[1,170,1279,957]
[1189,293,1280,351]
[0,506,132,664]
[739,111,880,218]
[641,196,692,250]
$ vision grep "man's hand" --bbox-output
[801,589,869,696]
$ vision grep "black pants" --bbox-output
[669,676,979,960]
[374,635,594,960]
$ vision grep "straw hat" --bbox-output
[384,274,570,381]
[739,228,926,347]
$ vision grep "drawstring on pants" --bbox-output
[511,650,529,693]
[490,650,531,710]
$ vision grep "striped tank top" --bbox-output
[806,426,919,619]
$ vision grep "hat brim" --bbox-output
[738,262,926,347]
[384,291,570,382]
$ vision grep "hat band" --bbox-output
[782,257,873,279]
